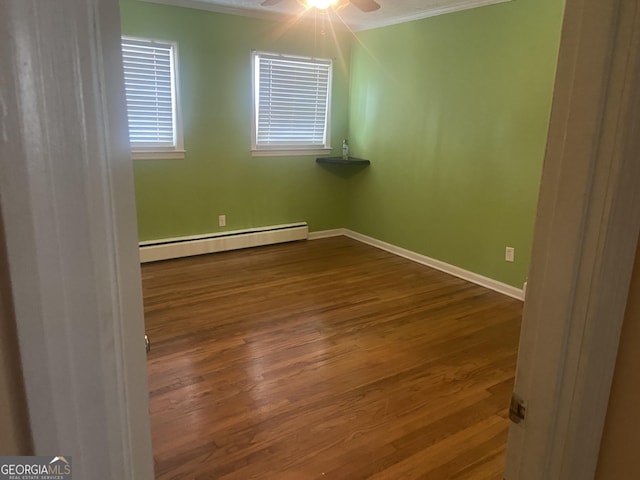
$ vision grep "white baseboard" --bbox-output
[307,228,347,240]
[144,224,524,300]
[139,223,308,263]
[309,228,524,301]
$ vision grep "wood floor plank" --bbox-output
[142,236,522,479]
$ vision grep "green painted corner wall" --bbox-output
[346,0,565,288]
[120,0,352,240]
[121,0,564,289]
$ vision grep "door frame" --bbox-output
[505,0,640,478]
[0,0,153,478]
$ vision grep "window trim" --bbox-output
[121,36,185,160]
[251,50,333,157]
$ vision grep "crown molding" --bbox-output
[138,0,291,21]
[352,0,512,31]
[137,0,512,31]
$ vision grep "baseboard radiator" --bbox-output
[139,222,308,263]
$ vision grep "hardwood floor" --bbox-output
[142,236,522,479]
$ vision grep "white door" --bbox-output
[0,0,153,478]
[503,0,640,478]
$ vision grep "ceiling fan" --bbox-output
[261,0,381,13]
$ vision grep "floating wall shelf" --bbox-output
[316,157,371,166]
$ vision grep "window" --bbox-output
[252,51,332,156]
[121,36,184,159]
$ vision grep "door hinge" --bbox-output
[509,393,526,424]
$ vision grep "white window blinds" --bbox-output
[253,52,332,153]
[121,37,182,155]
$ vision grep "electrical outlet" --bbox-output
[505,247,515,262]
[218,214,226,227]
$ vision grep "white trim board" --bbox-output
[308,229,524,300]
[1,0,153,477]
[139,0,511,32]
[352,0,512,31]
[307,228,347,240]
[145,225,523,299]
[504,0,640,477]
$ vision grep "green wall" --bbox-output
[121,0,565,289]
[120,0,352,240]
[347,0,564,287]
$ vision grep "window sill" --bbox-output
[132,150,186,160]
[252,148,332,157]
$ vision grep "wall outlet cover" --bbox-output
[506,247,515,262]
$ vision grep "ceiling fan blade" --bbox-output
[348,0,380,12]
[261,0,284,6]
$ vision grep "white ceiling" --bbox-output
[139,0,511,31]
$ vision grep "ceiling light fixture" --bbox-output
[306,0,338,10]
